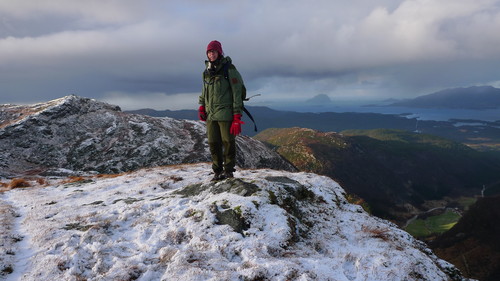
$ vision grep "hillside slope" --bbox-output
[0,164,467,280]
[254,127,500,222]
[431,195,500,281]
[0,96,294,177]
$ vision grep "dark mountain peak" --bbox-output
[305,94,333,104]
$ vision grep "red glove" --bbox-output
[198,106,207,121]
[230,114,245,136]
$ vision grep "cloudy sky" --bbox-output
[1,0,500,110]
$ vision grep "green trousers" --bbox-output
[206,120,236,173]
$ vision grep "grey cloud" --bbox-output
[0,0,148,24]
[1,0,500,108]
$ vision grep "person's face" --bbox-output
[207,50,219,62]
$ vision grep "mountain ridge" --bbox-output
[0,95,294,177]
[390,86,500,109]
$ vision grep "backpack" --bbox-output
[222,62,258,132]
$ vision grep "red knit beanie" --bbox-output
[206,40,224,56]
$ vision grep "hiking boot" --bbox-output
[211,172,226,182]
[224,170,234,179]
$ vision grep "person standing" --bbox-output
[198,40,245,181]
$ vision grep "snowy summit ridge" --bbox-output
[0,96,469,280]
[1,164,467,280]
[0,95,294,177]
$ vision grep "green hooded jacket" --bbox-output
[199,56,244,121]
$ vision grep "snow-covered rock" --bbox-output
[0,96,294,177]
[0,164,468,280]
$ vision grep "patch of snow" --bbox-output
[0,164,468,280]
[0,197,34,281]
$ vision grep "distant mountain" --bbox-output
[390,86,500,109]
[305,94,333,104]
[431,195,500,281]
[254,127,500,223]
[0,96,294,177]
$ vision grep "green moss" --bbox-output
[268,190,278,205]
[234,205,243,216]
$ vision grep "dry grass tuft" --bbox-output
[8,178,31,189]
[0,182,9,192]
[95,173,123,179]
[36,178,47,186]
[60,176,86,184]
[169,175,183,182]
[362,225,391,241]
[1,177,51,192]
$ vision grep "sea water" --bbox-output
[269,104,500,122]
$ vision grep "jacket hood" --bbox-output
[205,56,232,68]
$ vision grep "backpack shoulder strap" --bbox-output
[223,62,231,80]
[223,61,258,132]
[243,107,258,132]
